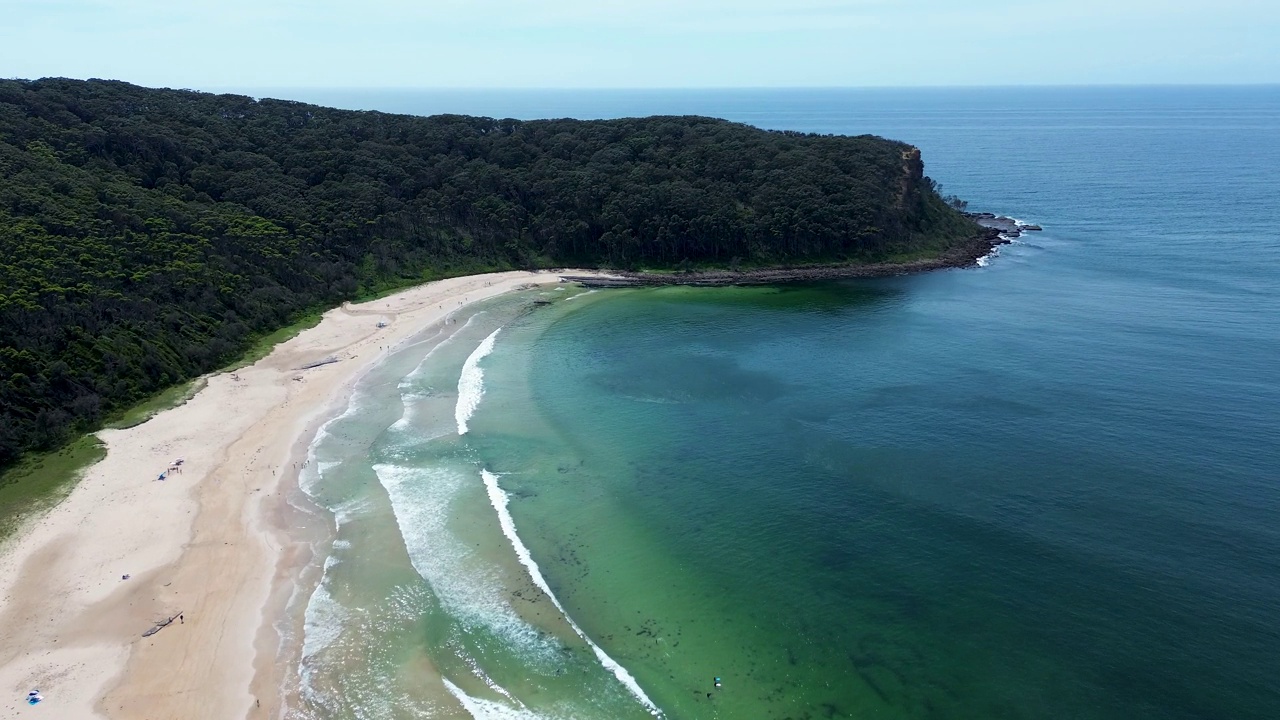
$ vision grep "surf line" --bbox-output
[454,330,664,715]
[405,313,482,385]
[456,328,500,435]
[481,469,664,717]
[442,678,540,720]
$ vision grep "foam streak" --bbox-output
[481,470,664,717]
[442,678,552,720]
[456,329,501,435]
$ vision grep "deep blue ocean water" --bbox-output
[292,87,1280,719]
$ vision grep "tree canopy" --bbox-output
[0,78,978,468]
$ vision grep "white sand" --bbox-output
[0,270,608,719]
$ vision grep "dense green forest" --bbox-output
[0,78,978,469]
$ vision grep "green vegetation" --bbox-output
[0,435,105,538]
[103,377,205,429]
[228,311,325,370]
[0,77,979,471]
[0,307,319,537]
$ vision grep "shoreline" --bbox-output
[0,231,1025,718]
[564,228,1010,288]
[0,270,608,720]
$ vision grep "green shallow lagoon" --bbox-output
[292,273,1280,719]
[468,277,1280,719]
[288,87,1280,720]
[291,293,659,720]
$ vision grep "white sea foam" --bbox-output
[298,382,370,496]
[403,314,481,387]
[373,463,564,665]
[388,405,420,435]
[330,494,377,526]
[481,470,664,717]
[442,678,556,720]
[562,289,598,302]
[301,577,347,662]
[394,324,447,356]
[297,460,341,500]
[389,314,484,432]
[620,393,682,405]
[297,579,445,719]
[295,330,490,719]
[456,329,501,436]
[298,435,335,496]
[461,654,519,703]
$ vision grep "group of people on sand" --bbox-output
[156,457,185,481]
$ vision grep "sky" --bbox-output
[1,0,1277,89]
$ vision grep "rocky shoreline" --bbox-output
[562,215,1033,288]
[966,212,1042,237]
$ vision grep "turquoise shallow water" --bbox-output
[292,87,1280,719]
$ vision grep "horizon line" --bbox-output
[216,82,1280,92]
[10,77,1280,92]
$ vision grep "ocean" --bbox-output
[278,87,1280,719]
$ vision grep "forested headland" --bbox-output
[0,77,981,470]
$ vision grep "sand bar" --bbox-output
[0,270,608,719]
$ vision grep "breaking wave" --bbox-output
[456,329,501,435]
[481,470,663,716]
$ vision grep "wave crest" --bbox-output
[481,470,664,716]
[456,329,501,435]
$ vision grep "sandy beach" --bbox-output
[0,270,603,720]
